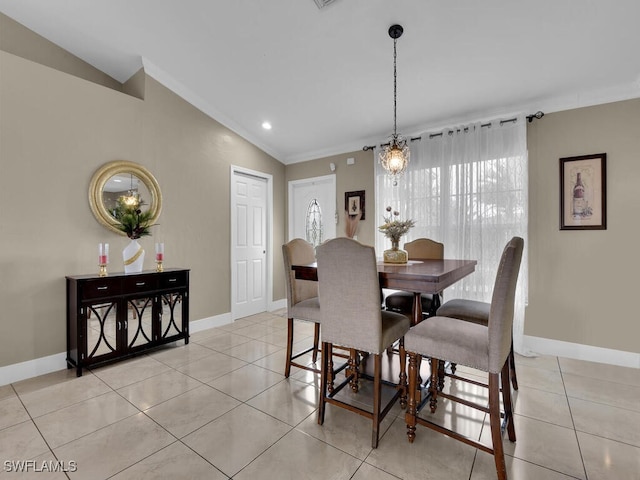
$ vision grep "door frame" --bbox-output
[230,165,273,320]
[287,174,336,241]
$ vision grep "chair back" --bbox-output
[404,238,444,260]
[488,237,524,373]
[316,238,382,352]
[282,239,318,313]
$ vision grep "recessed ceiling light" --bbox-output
[262,121,272,130]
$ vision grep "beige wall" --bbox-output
[0,49,285,368]
[285,149,376,246]
[527,98,640,353]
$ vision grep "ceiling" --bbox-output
[1,0,639,164]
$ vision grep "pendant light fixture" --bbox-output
[379,24,410,184]
[122,173,140,207]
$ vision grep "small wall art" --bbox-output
[345,190,365,220]
[559,153,607,230]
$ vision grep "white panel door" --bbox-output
[232,171,267,319]
[288,175,336,243]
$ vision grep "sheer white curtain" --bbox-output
[375,116,528,352]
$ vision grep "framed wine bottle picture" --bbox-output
[559,153,607,230]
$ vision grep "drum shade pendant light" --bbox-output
[379,24,410,184]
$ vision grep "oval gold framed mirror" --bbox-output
[89,160,162,236]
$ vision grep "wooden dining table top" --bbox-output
[292,258,477,325]
[292,258,476,292]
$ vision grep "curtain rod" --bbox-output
[362,111,544,151]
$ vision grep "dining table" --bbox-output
[292,258,477,326]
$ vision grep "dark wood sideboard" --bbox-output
[66,268,189,376]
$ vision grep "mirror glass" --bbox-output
[89,161,162,236]
[102,173,152,219]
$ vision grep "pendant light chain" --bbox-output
[393,35,398,138]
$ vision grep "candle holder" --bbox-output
[155,242,164,272]
[98,243,109,277]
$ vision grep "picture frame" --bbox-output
[559,153,606,230]
[345,190,365,220]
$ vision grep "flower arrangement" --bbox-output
[378,206,415,245]
[112,196,155,239]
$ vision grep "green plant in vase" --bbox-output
[113,196,154,239]
[113,196,155,272]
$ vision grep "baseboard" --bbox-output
[523,335,640,369]
[0,352,68,387]
[0,312,234,387]
[189,313,232,333]
[269,299,286,311]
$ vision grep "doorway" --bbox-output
[288,174,336,244]
[230,166,273,320]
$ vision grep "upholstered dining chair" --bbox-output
[404,237,524,480]
[437,298,519,390]
[282,238,322,377]
[384,238,444,318]
[316,238,411,448]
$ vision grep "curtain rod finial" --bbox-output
[527,111,544,123]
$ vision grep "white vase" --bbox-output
[123,239,145,273]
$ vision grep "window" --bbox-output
[375,118,528,350]
[305,198,323,248]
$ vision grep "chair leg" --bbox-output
[489,372,507,480]
[398,337,407,409]
[318,341,330,425]
[348,349,359,393]
[501,360,516,442]
[509,337,519,391]
[327,345,335,393]
[371,353,382,448]
[429,357,440,413]
[406,352,420,443]
[312,322,320,363]
[437,358,446,391]
[285,317,294,378]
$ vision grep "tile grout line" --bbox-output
[558,356,590,480]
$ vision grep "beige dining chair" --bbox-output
[404,237,524,480]
[384,238,444,318]
[316,238,410,448]
[282,238,322,377]
[437,298,519,390]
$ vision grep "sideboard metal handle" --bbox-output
[136,282,145,286]
[97,286,108,290]
[168,278,177,282]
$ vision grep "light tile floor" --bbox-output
[1,309,639,479]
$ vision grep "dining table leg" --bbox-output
[412,292,422,326]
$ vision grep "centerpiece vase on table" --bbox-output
[383,239,408,264]
[379,206,414,264]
